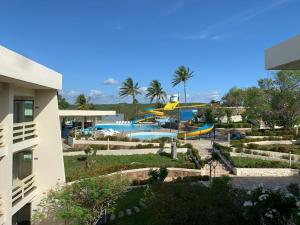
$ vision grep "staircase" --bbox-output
[203,161,231,177]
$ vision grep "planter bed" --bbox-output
[64,153,195,182]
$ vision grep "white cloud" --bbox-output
[166,0,186,15]
[188,91,220,103]
[179,0,293,41]
[60,90,81,97]
[140,86,148,93]
[104,78,118,85]
[89,90,104,98]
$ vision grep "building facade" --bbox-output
[0,46,65,225]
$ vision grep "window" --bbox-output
[14,100,34,123]
[13,150,33,185]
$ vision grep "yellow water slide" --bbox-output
[177,124,214,139]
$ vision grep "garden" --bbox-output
[34,175,300,225]
[64,152,196,182]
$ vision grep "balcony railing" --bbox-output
[0,194,3,216]
[12,174,35,204]
[0,124,4,147]
[13,122,37,144]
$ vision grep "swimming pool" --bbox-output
[95,124,160,132]
[128,132,177,140]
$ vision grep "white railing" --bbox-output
[0,195,3,216]
[12,174,35,204]
[13,122,36,144]
[0,124,4,147]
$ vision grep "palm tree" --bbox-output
[146,80,167,105]
[119,77,141,115]
[172,65,194,103]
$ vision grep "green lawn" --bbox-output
[113,187,146,213]
[231,156,300,169]
[109,210,153,225]
[64,153,194,182]
[247,144,300,155]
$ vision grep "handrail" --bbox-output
[0,194,3,215]
[13,121,36,143]
[0,125,4,147]
[12,174,35,204]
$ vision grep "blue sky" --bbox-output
[0,0,299,103]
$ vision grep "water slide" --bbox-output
[177,124,214,139]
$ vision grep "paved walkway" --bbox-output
[63,147,188,156]
[231,175,300,190]
[185,139,227,158]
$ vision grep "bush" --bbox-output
[148,166,168,184]
[247,143,259,149]
[235,148,243,153]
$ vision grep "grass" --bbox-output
[246,144,300,155]
[64,153,195,182]
[109,210,153,225]
[113,187,146,213]
[231,156,300,169]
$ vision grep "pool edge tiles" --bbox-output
[128,132,177,140]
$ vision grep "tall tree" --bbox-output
[57,94,69,109]
[75,94,94,110]
[119,77,141,116]
[222,87,244,107]
[172,65,194,103]
[146,80,167,104]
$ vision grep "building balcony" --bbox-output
[12,174,36,205]
[0,124,5,158]
[12,122,37,152]
[0,195,4,224]
[13,121,37,143]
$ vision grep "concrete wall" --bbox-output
[265,35,300,70]
[0,46,62,90]
[233,168,299,177]
[33,90,66,204]
[0,46,65,225]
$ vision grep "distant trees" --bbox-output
[221,70,300,129]
[57,94,69,109]
[146,80,167,105]
[172,65,194,103]
[119,77,141,116]
[75,94,95,110]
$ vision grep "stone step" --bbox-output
[118,211,124,218]
[109,214,116,221]
[133,206,141,213]
[139,200,146,208]
[126,208,132,216]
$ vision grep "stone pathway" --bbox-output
[109,204,143,222]
[231,175,300,190]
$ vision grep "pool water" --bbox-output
[128,132,177,140]
[95,124,160,132]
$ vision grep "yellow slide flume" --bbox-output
[178,124,214,139]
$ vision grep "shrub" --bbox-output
[148,166,168,184]
[235,148,243,153]
[247,143,259,149]
[244,149,252,154]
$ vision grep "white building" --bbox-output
[0,46,65,225]
[265,34,300,70]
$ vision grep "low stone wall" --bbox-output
[230,152,288,162]
[233,168,299,177]
[67,137,171,148]
[63,148,188,156]
[231,147,300,162]
[104,167,206,182]
[247,140,294,145]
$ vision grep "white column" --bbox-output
[0,83,14,225]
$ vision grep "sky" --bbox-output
[0,0,300,104]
